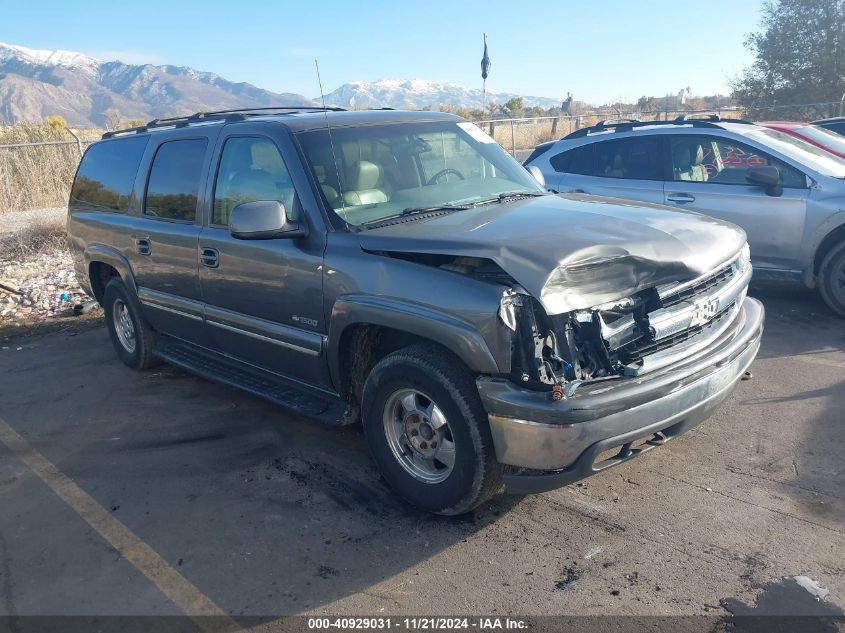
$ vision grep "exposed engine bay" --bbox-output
[500,246,752,393]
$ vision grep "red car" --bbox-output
[758,121,845,159]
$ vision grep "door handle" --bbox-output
[667,193,696,204]
[570,189,587,194]
[134,237,151,256]
[200,247,219,268]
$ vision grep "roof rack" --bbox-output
[102,105,347,139]
[563,114,755,139]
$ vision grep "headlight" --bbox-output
[736,243,751,273]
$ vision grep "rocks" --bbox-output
[0,248,92,325]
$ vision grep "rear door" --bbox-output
[198,127,327,385]
[663,134,810,270]
[551,136,666,204]
[130,133,216,344]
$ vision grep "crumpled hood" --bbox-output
[358,194,747,315]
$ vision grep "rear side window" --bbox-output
[550,145,594,174]
[590,137,663,180]
[144,139,208,221]
[70,136,148,212]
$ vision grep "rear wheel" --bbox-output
[818,241,845,317]
[103,278,159,369]
[361,344,504,515]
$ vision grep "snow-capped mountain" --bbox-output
[0,42,315,127]
[321,79,562,111]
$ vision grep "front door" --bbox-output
[663,135,810,271]
[198,133,327,386]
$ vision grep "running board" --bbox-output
[154,337,347,424]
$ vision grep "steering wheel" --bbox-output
[426,168,465,185]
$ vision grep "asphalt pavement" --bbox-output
[0,282,843,620]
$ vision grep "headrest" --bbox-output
[672,145,691,169]
[229,169,278,201]
[348,161,381,190]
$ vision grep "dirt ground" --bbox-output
[0,282,843,621]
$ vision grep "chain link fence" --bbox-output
[1,126,100,214]
[2,100,844,213]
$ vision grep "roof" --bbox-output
[103,108,463,139]
[561,115,755,140]
[813,117,845,124]
[757,121,809,128]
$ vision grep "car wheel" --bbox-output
[818,241,845,317]
[103,278,159,369]
[361,344,504,515]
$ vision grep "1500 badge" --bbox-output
[292,315,319,328]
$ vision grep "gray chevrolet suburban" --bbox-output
[68,108,764,514]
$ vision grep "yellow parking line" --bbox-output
[0,416,239,632]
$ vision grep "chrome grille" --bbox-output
[659,262,735,309]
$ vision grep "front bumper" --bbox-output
[477,297,764,494]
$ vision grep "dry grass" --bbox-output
[0,124,102,214]
[0,218,68,262]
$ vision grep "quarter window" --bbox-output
[144,139,208,221]
[212,137,295,226]
[669,136,806,188]
[70,136,148,212]
[550,145,593,175]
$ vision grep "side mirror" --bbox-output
[229,200,305,239]
[527,165,546,188]
[746,166,783,197]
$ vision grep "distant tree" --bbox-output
[125,119,145,128]
[44,115,67,130]
[102,108,122,131]
[636,96,658,112]
[502,97,524,118]
[732,0,845,106]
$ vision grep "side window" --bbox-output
[144,139,208,221]
[669,136,806,188]
[213,137,295,226]
[70,136,148,212]
[550,145,594,175]
[590,137,663,180]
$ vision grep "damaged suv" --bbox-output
[68,108,764,514]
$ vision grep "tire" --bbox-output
[102,278,159,369]
[818,241,845,317]
[361,344,504,515]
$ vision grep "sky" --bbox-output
[1,0,765,104]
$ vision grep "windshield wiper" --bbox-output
[362,203,472,228]
[472,191,549,206]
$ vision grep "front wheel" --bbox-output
[361,344,503,515]
[818,241,845,317]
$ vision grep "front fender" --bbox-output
[326,294,502,391]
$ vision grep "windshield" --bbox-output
[792,125,845,155]
[746,127,845,178]
[296,121,544,226]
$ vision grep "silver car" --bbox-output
[525,116,845,316]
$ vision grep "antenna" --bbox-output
[315,59,345,213]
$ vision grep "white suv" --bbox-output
[524,116,845,316]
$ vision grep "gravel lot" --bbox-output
[0,281,843,623]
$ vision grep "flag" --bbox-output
[481,33,491,80]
